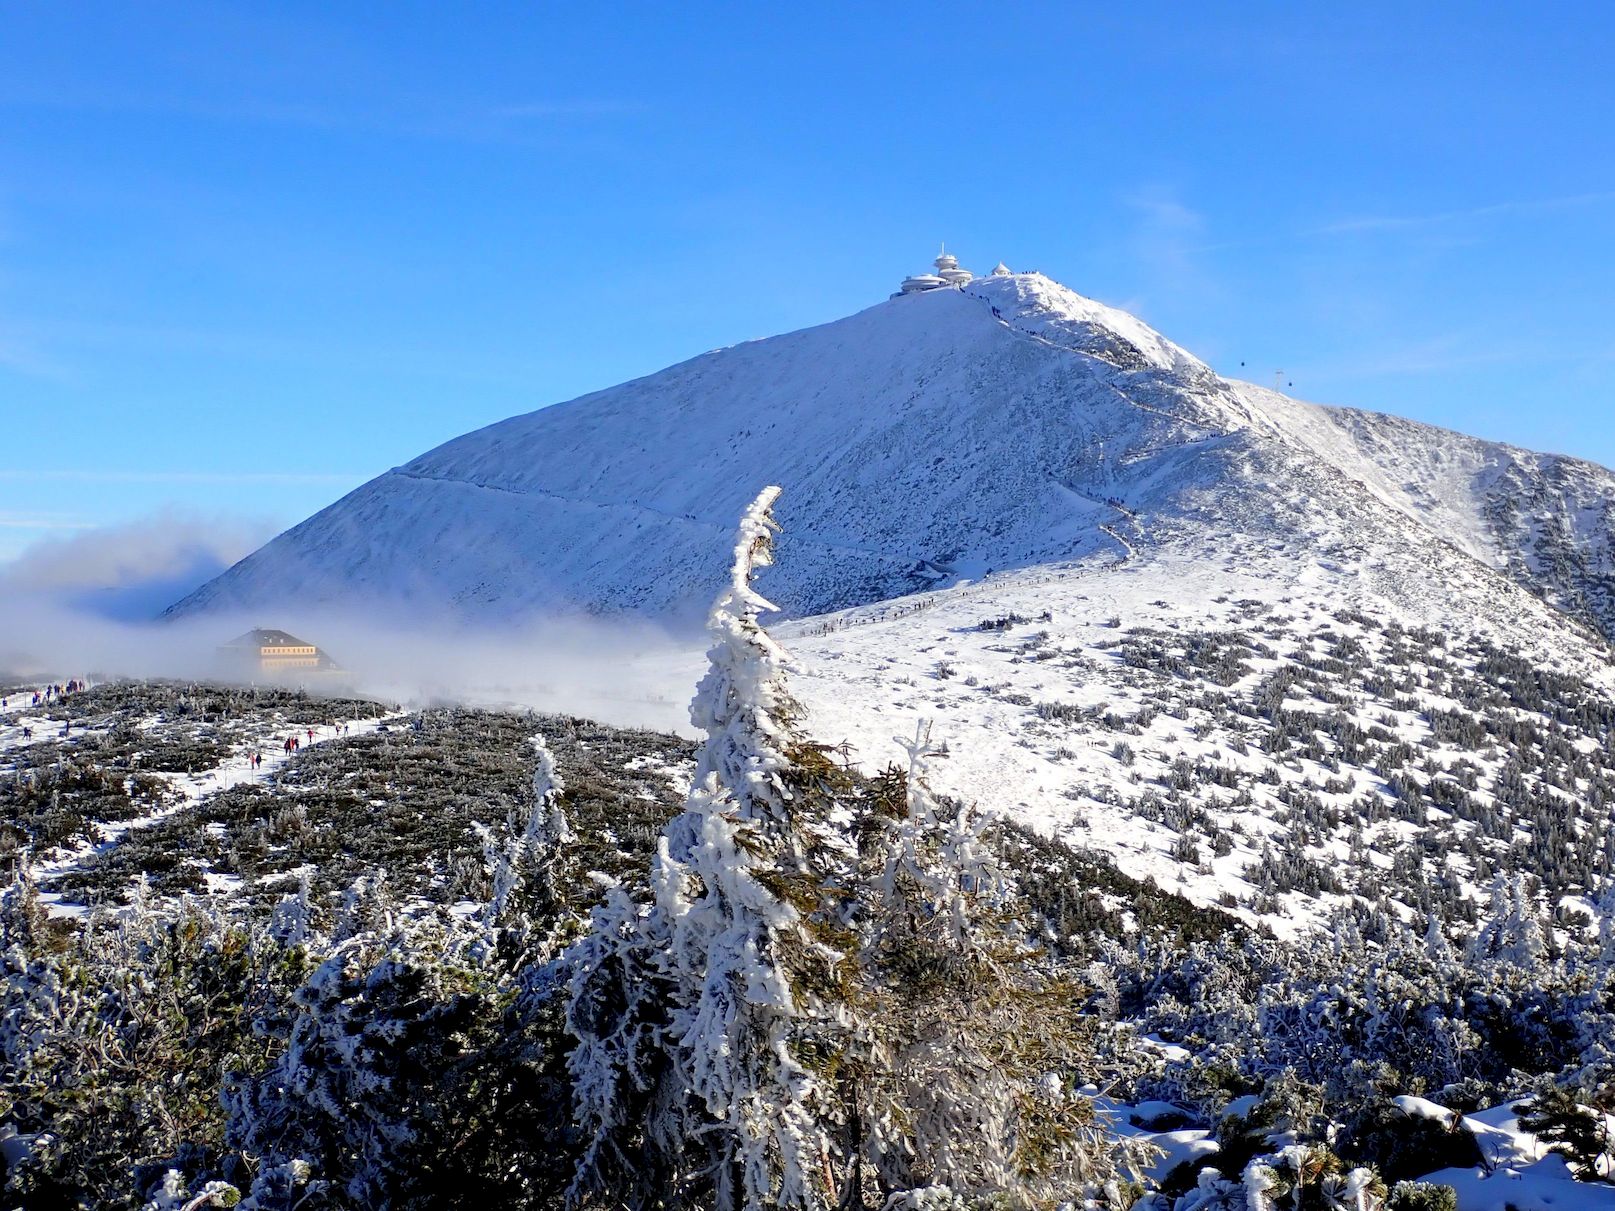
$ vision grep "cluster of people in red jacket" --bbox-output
[8,678,87,710]
[251,724,350,769]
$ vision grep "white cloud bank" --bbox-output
[0,511,704,735]
[1,510,271,597]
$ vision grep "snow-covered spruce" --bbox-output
[567,486,838,1211]
[566,488,1153,1210]
[846,720,1156,1205]
[478,732,579,961]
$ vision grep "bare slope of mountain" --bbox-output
[167,270,1615,642]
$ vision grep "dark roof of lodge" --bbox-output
[222,628,316,649]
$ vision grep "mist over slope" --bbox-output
[166,270,1615,641]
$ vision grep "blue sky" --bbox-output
[2,3,1613,570]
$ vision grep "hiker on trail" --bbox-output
[283,737,293,754]
[306,728,314,743]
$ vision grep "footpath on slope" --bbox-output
[0,683,401,917]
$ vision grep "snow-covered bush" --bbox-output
[1385,1181,1457,1211]
[1515,1087,1615,1182]
[0,872,301,1208]
[140,1168,242,1209]
[1167,1146,1383,1211]
[880,1186,973,1211]
[227,870,578,1208]
[1334,1099,1481,1184]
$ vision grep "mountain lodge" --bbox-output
[220,628,342,678]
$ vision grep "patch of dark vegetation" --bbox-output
[995,819,1245,953]
[42,681,392,731]
[0,758,175,854]
[51,707,693,909]
[1,682,397,867]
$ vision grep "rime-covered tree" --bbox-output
[1591,877,1615,974]
[1467,874,1548,969]
[229,736,594,1211]
[567,487,843,1211]
[847,722,1152,1206]
[227,881,573,1211]
[479,733,580,962]
[0,872,301,1209]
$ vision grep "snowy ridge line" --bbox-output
[167,263,1615,645]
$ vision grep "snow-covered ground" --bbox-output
[0,686,401,916]
[1100,1088,1615,1211]
[782,542,1615,936]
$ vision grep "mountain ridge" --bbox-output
[166,268,1615,645]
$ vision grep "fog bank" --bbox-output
[0,593,705,736]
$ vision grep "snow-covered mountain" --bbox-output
[160,264,1615,932]
[166,269,1615,641]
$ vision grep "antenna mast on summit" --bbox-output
[1273,369,1285,390]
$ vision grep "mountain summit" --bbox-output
[167,262,1615,640]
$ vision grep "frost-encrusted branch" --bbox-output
[883,720,1001,947]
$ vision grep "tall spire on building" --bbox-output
[897,244,977,295]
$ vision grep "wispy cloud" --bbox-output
[0,82,642,145]
[1297,331,1547,382]
[0,337,57,378]
[0,508,271,590]
[0,508,279,621]
[1117,186,1227,323]
[1314,191,1615,236]
[0,312,73,381]
[1125,188,1207,274]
